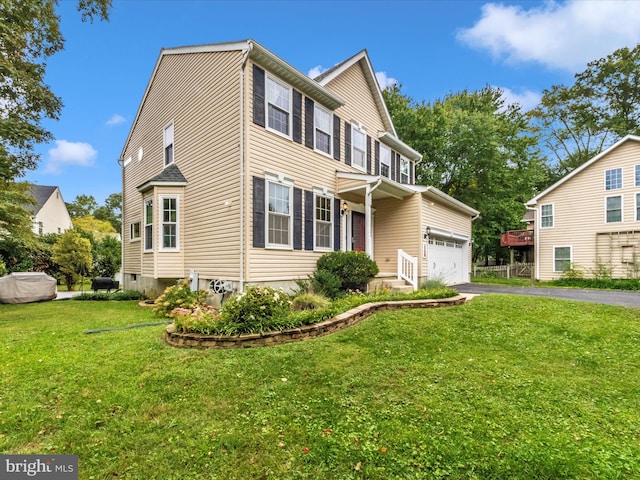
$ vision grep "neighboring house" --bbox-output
[27,185,73,235]
[120,39,479,297]
[526,135,640,280]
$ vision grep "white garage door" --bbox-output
[427,236,468,285]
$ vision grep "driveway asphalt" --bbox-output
[455,283,640,309]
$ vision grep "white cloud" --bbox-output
[375,71,397,90]
[308,65,327,79]
[44,140,97,174]
[458,1,640,71]
[498,87,542,112]
[106,113,126,126]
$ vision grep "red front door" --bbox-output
[352,212,365,252]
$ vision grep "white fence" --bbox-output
[398,249,418,290]
[473,262,534,279]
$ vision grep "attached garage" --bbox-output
[427,233,469,285]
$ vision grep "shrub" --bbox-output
[153,279,207,318]
[420,279,447,290]
[312,251,379,299]
[561,263,584,280]
[310,268,342,299]
[172,305,221,334]
[291,293,331,311]
[218,286,291,334]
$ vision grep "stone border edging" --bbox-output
[163,294,467,349]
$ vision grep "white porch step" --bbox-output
[368,275,414,294]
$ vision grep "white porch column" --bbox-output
[365,184,373,258]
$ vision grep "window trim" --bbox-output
[351,124,367,172]
[163,122,174,167]
[540,203,554,228]
[130,221,141,242]
[379,143,391,178]
[313,189,334,252]
[553,245,572,273]
[400,157,410,184]
[635,165,640,187]
[143,197,153,252]
[159,195,179,251]
[636,192,640,222]
[265,175,293,249]
[314,104,333,157]
[265,74,292,138]
[605,194,623,223]
[604,167,623,190]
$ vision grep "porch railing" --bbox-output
[398,249,418,291]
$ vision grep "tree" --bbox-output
[0,181,36,242]
[66,194,98,218]
[93,192,122,232]
[73,215,115,236]
[384,85,548,263]
[93,235,121,278]
[531,44,640,180]
[51,230,92,290]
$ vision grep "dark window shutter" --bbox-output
[252,65,265,127]
[333,115,341,161]
[304,97,314,149]
[292,90,302,144]
[293,187,302,250]
[252,176,265,248]
[333,198,341,251]
[304,190,314,250]
[366,135,372,174]
[344,122,351,166]
[374,141,380,175]
[396,153,401,182]
[391,151,397,181]
[409,161,414,184]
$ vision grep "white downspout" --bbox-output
[239,43,253,293]
[525,205,538,281]
[365,178,383,258]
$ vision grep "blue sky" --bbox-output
[23,0,640,206]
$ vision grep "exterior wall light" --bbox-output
[340,201,349,216]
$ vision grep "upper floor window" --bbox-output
[605,168,622,190]
[606,195,622,223]
[160,196,179,250]
[380,144,391,178]
[130,222,141,242]
[144,198,153,251]
[636,193,640,221]
[314,192,333,251]
[636,165,640,187]
[400,157,410,184]
[540,204,553,228]
[351,125,366,171]
[267,177,292,248]
[164,123,174,167]
[314,105,332,156]
[266,76,291,137]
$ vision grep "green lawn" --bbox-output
[1,296,640,479]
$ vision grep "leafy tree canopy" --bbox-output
[51,229,92,290]
[73,215,115,235]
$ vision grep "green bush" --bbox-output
[312,251,379,298]
[218,286,291,334]
[172,305,221,334]
[420,279,447,290]
[153,279,207,318]
[291,293,331,311]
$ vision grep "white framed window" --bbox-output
[400,157,410,184]
[606,195,623,223]
[636,193,640,221]
[266,176,293,248]
[266,75,291,137]
[314,105,332,156]
[351,125,366,171]
[540,204,553,228]
[379,144,391,178]
[164,123,174,167]
[144,198,153,252]
[314,191,333,251]
[159,196,179,251]
[636,165,640,187]
[553,246,572,272]
[130,222,141,242]
[605,167,622,190]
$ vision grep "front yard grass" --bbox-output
[1,295,640,479]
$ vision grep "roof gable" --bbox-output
[27,185,58,214]
[527,135,640,205]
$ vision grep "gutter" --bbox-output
[238,43,253,293]
[525,205,539,281]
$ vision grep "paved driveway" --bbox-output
[455,283,640,309]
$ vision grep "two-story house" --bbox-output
[27,185,73,235]
[526,135,640,280]
[120,40,479,297]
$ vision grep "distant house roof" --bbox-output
[137,163,188,192]
[521,210,535,222]
[27,185,58,214]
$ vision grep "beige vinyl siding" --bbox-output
[420,196,473,278]
[536,141,640,280]
[322,61,386,139]
[373,195,421,274]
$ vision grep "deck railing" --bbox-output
[500,229,534,247]
[398,249,418,291]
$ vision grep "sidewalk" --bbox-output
[54,290,85,300]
